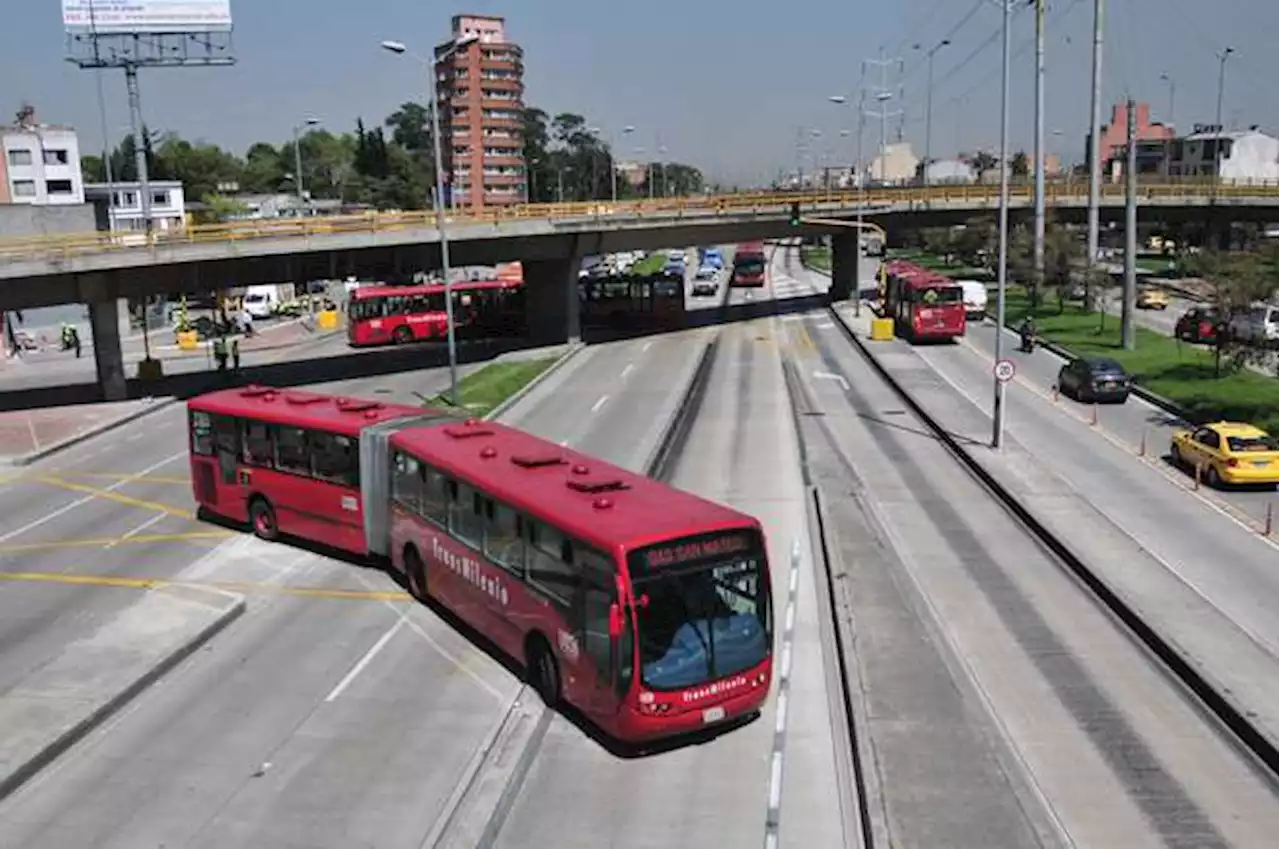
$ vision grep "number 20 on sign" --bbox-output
[994,359,1016,383]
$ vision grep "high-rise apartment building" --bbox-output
[435,15,526,212]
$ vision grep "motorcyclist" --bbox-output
[1019,317,1037,353]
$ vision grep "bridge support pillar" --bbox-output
[523,257,582,345]
[88,299,128,401]
[829,233,858,302]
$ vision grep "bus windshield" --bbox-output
[630,534,770,690]
[911,285,963,304]
[734,258,765,277]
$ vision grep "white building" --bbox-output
[923,159,977,184]
[85,181,187,232]
[0,109,84,205]
[1167,125,1279,183]
[865,142,920,186]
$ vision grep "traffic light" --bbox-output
[789,202,801,226]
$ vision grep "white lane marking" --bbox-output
[642,340,653,353]
[620,363,634,379]
[0,449,188,544]
[591,395,609,414]
[104,512,168,549]
[324,617,404,702]
[812,370,850,391]
[124,431,145,443]
[764,538,803,849]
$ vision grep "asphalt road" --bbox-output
[780,267,1273,848]
[0,243,846,848]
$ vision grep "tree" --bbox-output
[241,142,285,193]
[1186,247,1279,376]
[385,103,431,151]
[1010,151,1030,179]
[968,151,998,177]
[521,107,554,202]
[952,217,997,268]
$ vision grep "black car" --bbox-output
[1057,356,1132,403]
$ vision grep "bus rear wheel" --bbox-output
[392,326,413,345]
[403,545,427,601]
[248,497,279,541]
[527,637,561,707]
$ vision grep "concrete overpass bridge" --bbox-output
[0,181,1272,400]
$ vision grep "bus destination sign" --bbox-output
[644,534,750,569]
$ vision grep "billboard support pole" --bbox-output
[124,63,154,244]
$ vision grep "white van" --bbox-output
[1228,304,1279,345]
[957,280,989,320]
[242,285,279,319]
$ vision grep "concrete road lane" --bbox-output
[0,335,709,848]
[791,309,1273,849]
[493,308,844,849]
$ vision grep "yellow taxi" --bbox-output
[1137,286,1170,310]
[1170,422,1279,487]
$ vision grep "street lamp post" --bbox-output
[611,125,634,203]
[381,34,478,407]
[1213,47,1234,197]
[292,118,319,213]
[829,93,868,315]
[923,38,950,187]
[1160,72,1175,176]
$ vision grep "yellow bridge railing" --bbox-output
[0,179,1274,264]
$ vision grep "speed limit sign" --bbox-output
[994,359,1016,383]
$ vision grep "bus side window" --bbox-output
[482,499,524,576]
[242,420,274,468]
[449,481,484,549]
[272,426,311,477]
[577,546,618,684]
[392,452,422,512]
[312,432,359,487]
[526,522,577,609]
[421,465,449,526]
[190,410,215,456]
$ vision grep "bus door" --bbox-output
[190,411,243,514]
[575,547,631,718]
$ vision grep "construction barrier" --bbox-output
[316,309,340,331]
[869,317,895,342]
[176,330,200,351]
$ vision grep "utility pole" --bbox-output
[1085,0,1105,271]
[923,39,951,187]
[123,64,153,243]
[863,55,903,186]
[1122,98,1137,350]
[1033,0,1047,290]
[992,0,1013,450]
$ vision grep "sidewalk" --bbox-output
[833,302,1279,751]
[0,397,176,466]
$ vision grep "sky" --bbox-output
[3,0,1277,186]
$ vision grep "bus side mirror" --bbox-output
[608,603,623,639]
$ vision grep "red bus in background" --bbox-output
[347,279,525,347]
[187,386,773,744]
[883,260,966,342]
[730,240,767,288]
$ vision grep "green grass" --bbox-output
[631,252,669,276]
[427,357,560,419]
[800,245,830,271]
[887,248,991,279]
[1005,289,1278,434]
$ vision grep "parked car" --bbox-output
[1056,356,1132,403]
[1228,304,1279,345]
[1170,422,1279,487]
[1175,307,1222,344]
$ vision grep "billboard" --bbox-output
[62,1,233,34]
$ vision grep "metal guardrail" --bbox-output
[0,180,1275,264]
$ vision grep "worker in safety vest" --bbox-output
[212,335,229,371]
[230,337,241,373]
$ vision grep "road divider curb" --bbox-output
[828,303,1279,775]
[0,584,246,803]
[485,343,584,422]
[644,336,719,480]
[4,397,182,468]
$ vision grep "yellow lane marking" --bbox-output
[0,569,411,603]
[73,473,191,485]
[33,475,194,519]
[0,530,232,554]
[951,337,1278,542]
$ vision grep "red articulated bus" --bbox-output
[883,260,966,342]
[347,279,525,347]
[187,385,773,743]
[580,271,686,331]
[730,240,767,288]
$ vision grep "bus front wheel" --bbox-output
[527,636,561,707]
[392,326,413,345]
[248,497,279,542]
